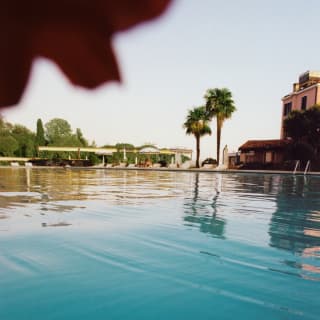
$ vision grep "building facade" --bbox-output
[238,71,319,169]
[281,71,320,138]
[238,139,291,166]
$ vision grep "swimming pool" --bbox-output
[0,168,319,319]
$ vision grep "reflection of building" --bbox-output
[281,71,320,138]
[269,176,320,253]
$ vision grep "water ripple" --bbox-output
[1,169,320,319]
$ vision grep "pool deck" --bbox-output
[94,166,320,176]
[2,165,319,176]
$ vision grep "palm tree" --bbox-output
[183,106,211,168]
[204,88,236,165]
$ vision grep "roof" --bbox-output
[139,146,160,154]
[239,139,292,151]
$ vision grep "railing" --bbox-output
[293,160,300,174]
[0,156,33,162]
[293,160,311,175]
[304,160,311,175]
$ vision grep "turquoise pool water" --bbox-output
[0,168,319,319]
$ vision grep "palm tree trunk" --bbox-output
[216,118,222,165]
[196,134,200,168]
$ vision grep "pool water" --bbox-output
[0,168,319,319]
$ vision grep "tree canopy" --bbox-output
[45,118,72,144]
[36,118,46,147]
[0,117,19,157]
[11,124,36,157]
[284,105,320,159]
[204,88,236,165]
[43,118,89,150]
[184,106,211,168]
[76,128,88,147]
[0,116,91,159]
[0,135,19,156]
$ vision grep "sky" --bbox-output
[3,0,320,160]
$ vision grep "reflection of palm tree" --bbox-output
[184,173,226,238]
[191,173,199,213]
[211,173,222,217]
[269,176,320,253]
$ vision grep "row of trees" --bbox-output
[0,117,89,158]
[0,118,36,157]
[0,116,189,165]
[184,88,236,168]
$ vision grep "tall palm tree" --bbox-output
[204,88,236,165]
[183,106,211,168]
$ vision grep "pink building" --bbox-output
[281,71,320,138]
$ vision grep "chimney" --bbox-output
[293,82,299,92]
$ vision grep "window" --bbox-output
[265,151,273,163]
[283,102,292,116]
[301,96,307,110]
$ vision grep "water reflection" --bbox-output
[1,169,320,319]
[0,168,193,213]
[181,172,320,257]
[269,175,320,254]
[1,168,320,258]
[0,168,193,232]
[183,173,226,239]
[0,168,87,212]
[181,172,320,281]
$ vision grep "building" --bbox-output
[227,152,240,169]
[238,139,291,166]
[238,71,319,169]
[281,70,320,138]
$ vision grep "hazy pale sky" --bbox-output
[3,0,320,159]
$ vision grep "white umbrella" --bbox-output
[139,146,160,154]
[123,147,127,161]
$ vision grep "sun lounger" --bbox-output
[202,164,214,169]
[181,161,192,169]
[10,162,19,167]
[114,163,127,168]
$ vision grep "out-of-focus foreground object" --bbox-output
[0,0,172,108]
